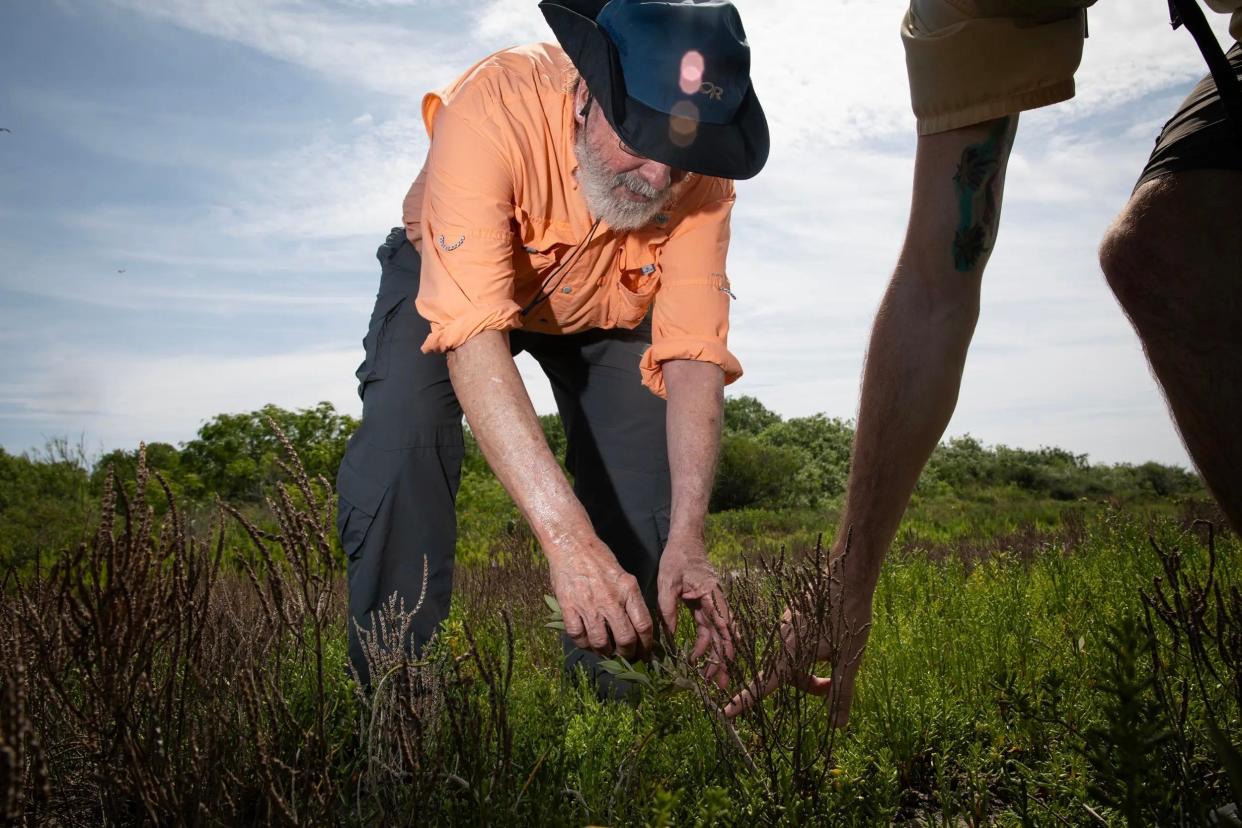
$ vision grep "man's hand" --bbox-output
[657,537,734,688]
[659,358,730,687]
[549,540,653,660]
[448,331,656,661]
[723,590,873,727]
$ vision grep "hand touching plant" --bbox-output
[657,537,735,689]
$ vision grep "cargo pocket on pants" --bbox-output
[336,454,389,563]
[355,294,408,396]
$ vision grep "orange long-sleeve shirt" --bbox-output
[402,43,741,399]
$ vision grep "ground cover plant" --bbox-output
[1,403,1239,825]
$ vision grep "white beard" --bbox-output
[574,127,673,232]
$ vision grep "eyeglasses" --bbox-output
[581,96,689,181]
[616,136,641,158]
[583,96,641,158]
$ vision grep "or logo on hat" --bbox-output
[438,234,465,252]
[698,81,724,101]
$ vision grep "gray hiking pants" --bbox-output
[337,228,672,691]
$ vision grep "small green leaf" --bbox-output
[598,659,624,674]
[616,671,652,686]
[544,594,561,614]
[544,621,566,631]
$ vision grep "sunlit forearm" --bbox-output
[446,330,594,562]
[663,359,725,544]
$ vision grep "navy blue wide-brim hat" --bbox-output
[539,0,769,180]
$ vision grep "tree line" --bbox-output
[0,397,1201,567]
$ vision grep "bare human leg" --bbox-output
[1099,169,1242,532]
[726,115,1021,723]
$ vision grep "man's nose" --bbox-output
[635,159,672,191]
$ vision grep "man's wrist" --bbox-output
[538,518,605,566]
[665,523,708,553]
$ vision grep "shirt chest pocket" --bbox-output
[612,238,664,326]
[512,237,582,317]
[515,220,600,292]
[518,239,574,280]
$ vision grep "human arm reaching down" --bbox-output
[447,330,656,660]
[658,358,733,688]
[726,115,1019,723]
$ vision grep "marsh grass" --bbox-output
[0,433,1239,825]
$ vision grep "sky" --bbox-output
[0,0,1234,468]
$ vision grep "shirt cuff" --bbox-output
[639,337,743,399]
[419,301,524,353]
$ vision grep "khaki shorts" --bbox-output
[903,0,1097,134]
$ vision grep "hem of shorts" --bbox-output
[916,80,1076,136]
[1134,157,1242,193]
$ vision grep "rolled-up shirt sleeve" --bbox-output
[416,94,522,353]
[640,185,743,398]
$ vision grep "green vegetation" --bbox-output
[0,396,1203,572]
[0,400,1235,825]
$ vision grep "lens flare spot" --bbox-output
[669,100,699,148]
[679,50,705,95]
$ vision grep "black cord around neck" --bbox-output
[519,217,603,317]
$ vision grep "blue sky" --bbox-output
[0,0,1234,467]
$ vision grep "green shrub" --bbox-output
[178,401,357,501]
[0,441,93,570]
[710,433,802,511]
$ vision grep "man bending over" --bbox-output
[337,0,769,695]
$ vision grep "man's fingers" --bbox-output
[689,605,732,684]
[605,604,641,659]
[586,613,611,655]
[690,623,713,663]
[687,591,735,684]
[723,667,783,719]
[564,607,591,651]
[610,622,637,659]
[701,650,729,690]
[657,576,679,638]
[702,589,735,661]
[792,672,833,696]
[625,592,654,656]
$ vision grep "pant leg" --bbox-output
[337,228,464,687]
[516,317,672,698]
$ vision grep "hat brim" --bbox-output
[539,0,769,180]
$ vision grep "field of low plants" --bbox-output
[2,400,1240,825]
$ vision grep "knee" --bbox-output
[1098,183,1177,321]
[1100,219,1144,298]
[1099,225,1168,334]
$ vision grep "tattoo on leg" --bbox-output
[952,117,1012,272]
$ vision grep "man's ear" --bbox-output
[574,82,591,126]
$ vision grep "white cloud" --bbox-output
[474,0,557,45]
[1,346,365,451]
[8,0,1232,468]
[220,112,430,240]
[104,0,547,96]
